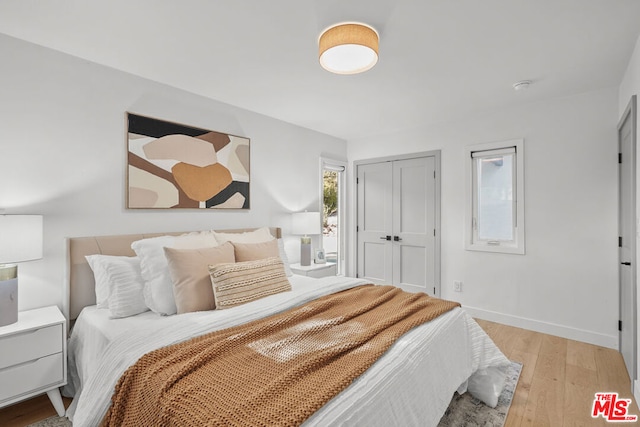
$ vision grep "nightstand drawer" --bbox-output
[0,324,63,370]
[0,352,64,403]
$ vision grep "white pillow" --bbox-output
[85,254,137,309]
[131,231,218,316]
[212,227,274,244]
[277,239,293,277]
[103,257,148,318]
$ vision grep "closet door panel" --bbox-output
[399,245,427,288]
[356,153,438,295]
[357,162,393,284]
[393,157,436,294]
[362,243,389,282]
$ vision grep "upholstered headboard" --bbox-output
[65,227,282,320]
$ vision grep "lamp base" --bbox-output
[0,265,18,327]
[300,238,312,267]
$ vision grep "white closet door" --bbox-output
[357,154,438,295]
[357,162,393,284]
[392,156,436,294]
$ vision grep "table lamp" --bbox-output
[0,215,43,327]
[292,211,321,266]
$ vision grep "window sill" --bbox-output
[465,243,525,255]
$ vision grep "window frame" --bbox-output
[319,157,347,274]
[465,139,525,255]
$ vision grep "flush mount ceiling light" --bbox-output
[319,22,379,75]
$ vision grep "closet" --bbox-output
[356,151,440,296]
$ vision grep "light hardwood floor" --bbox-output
[0,320,637,426]
[476,319,639,426]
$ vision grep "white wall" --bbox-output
[619,33,640,401]
[619,36,640,116]
[348,87,619,348]
[0,34,347,317]
[1,30,624,351]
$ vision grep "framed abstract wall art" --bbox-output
[126,113,250,209]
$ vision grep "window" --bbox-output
[320,158,346,274]
[465,139,524,254]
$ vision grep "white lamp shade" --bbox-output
[0,215,43,264]
[292,212,321,236]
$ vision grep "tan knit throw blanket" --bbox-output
[101,285,461,427]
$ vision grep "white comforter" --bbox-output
[64,276,510,427]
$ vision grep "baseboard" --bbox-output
[463,305,618,349]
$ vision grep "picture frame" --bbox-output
[126,113,250,209]
[314,249,326,264]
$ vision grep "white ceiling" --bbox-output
[1,0,639,141]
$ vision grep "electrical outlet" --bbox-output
[454,281,462,292]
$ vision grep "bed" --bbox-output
[62,227,510,426]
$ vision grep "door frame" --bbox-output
[619,94,637,388]
[353,150,441,296]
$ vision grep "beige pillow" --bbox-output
[132,231,219,316]
[232,239,279,262]
[164,242,235,314]
[209,257,291,310]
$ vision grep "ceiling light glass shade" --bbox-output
[319,23,379,75]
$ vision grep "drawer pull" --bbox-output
[0,328,45,342]
[0,356,46,373]
[0,328,42,343]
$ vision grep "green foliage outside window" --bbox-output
[323,171,338,226]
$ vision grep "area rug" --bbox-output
[29,361,522,427]
[438,361,523,427]
[26,417,71,427]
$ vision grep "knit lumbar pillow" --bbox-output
[209,257,291,309]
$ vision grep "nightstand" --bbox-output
[0,306,67,417]
[290,262,337,278]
